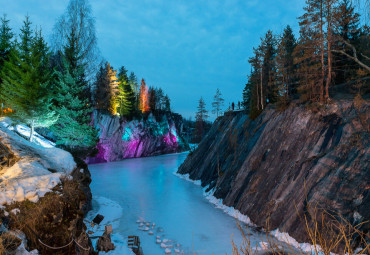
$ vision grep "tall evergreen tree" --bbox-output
[156,88,165,110]
[0,14,14,93]
[261,30,278,104]
[128,72,139,94]
[194,97,209,142]
[276,25,297,103]
[148,87,157,113]
[333,0,361,84]
[139,79,149,112]
[211,88,224,117]
[94,62,118,114]
[117,67,136,118]
[295,0,325,102]
[1,19,58,142]
[51,26,98,152]
[164,94,171,112]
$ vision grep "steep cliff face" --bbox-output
[86,111,189,163]
[178,100,369,243]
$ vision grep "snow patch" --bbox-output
[85,196,135,255]
[0,118,76,206]
[172,172,201,185]
[203,187,255,226]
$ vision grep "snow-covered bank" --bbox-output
[175,171,322,254]
[0,118,76,205]
[85,196,135,255]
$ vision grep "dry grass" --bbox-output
[0,232,22,255]
[3,176,86,254]
[230,207,369,255]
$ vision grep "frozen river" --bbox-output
[87,152,265,255]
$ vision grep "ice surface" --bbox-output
[88,153,268,255]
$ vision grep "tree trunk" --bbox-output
[29,120,34,142]
[320,1,325,103]
[325,1,333,101]
[260,66,264,110]
[256,71,260,111]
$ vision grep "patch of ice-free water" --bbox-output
[85,196,135,255]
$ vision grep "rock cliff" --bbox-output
[86,111,189,163]
[178,100,369,244]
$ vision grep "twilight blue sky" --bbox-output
[2,0,308,119]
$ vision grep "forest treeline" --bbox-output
[242,0,369,119]
[0,0,172,154]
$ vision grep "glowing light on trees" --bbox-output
[139,79,150,113]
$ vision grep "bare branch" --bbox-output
[332,50,370,72]
[332,37,370,73]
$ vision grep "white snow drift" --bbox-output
[0,118,76,205]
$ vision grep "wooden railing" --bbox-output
[128,236,144,255]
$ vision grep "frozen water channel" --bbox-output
[87,152,266,255]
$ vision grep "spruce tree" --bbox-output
[0,14,14,92]
[51,28,98,152]
[128,71,138,94]
[117,67,136,118]
[1,19,58,142]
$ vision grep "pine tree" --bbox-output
[1,19,58,142]
[295,0,325,102]
[276,25,297,103]
[296,0,339,102]
[211,88,224,117]
[261,30,278,104]
[194,97,209,142]
[333,0,361,84]
[139,79,150,112]
[248,47,264,112]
